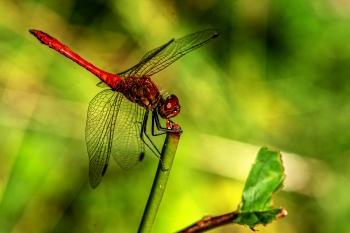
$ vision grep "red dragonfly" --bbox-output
[29,28,220,188]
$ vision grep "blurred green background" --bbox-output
[1,0,350,232]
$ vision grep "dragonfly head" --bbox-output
[158,94,180,119]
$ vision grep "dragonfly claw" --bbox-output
[166,120,182,133]
[160,160,169,172]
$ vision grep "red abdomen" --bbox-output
[29,29,122,88]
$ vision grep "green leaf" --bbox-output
[233,147,286,230]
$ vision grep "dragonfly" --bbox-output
[29,28,220,188]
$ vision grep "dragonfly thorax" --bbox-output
[118,75,162,110]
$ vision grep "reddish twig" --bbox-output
[177,212,238,233]
[177,208,287,233]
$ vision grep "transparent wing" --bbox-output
[111,98,145,170]
[117,39,173,77]
[85,89,121,189]
[96,81,110,88]
[117,29,220,77]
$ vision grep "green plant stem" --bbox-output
[137,132,181,233]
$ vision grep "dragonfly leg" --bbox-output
[140,111,168,170]
[152,111,182,136]
[151,112,167,136]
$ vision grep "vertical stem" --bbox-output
[138,132,181,233]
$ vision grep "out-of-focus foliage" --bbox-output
[1,0,350,232]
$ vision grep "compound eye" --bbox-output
[158,94,180,119]
[165,95,178,110]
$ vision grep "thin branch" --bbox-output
[177,208,287,233]
[177,212,239,233]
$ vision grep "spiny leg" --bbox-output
[151,111,182,136]
[140,111,167,170]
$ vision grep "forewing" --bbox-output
[117,39,174,78]
[85,89,121,189]
[111,98,145,170]
[117,29,220,77]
